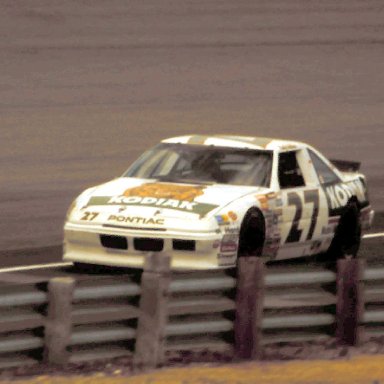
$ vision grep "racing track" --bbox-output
[0,1,383,268]
[0,3,383,383]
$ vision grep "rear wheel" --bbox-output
[327,202,361,259]
[238,209,265,257]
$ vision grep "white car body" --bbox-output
[64,135,374,269]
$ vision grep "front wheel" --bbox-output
[238,209,265,257]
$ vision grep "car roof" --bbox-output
[162,135,306,151]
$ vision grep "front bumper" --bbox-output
[63,222,228,270]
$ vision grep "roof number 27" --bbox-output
[285,190,319,243]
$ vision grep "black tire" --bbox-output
[327,202,361,259]
[238,209,265,257]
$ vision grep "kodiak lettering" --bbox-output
[326,184,352,209]
[108,196,197,211]
[326,179,368,211]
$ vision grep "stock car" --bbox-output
[64,135,374,269]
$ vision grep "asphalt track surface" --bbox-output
[1,1,383,269]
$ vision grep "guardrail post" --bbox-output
[134,252,171,368]
[336,258,364,345]
[234,257,265,359]
[44,277,75,364]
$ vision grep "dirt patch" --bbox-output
[3,336,384,382]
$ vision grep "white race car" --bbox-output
[64,135,374,269]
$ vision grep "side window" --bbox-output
[278,151,305,189]
[308,149,341,185]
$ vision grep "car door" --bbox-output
[276,149,329,260]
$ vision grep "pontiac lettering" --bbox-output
[108,215,164,226]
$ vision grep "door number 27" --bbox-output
[285,190,319,243]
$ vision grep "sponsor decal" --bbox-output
[107,215,164,226]
[215,212,238,225]
[215,214,229,225]
[264,211,279,227]
[263,235,281,258]
[218,252,237,259]
[256,195,269,210]
[218,252,237,266]
[264,237,280,256]
[220,234,238,253]
[220,242,238,253]
[224,226,240,234]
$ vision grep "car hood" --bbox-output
[70,177,270,231]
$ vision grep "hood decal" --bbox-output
[86,196,218,216]
[123,182,205,201]
[86,182,218,217]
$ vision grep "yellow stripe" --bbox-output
[15,355,384,384]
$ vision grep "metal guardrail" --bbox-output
[170,274,237,293]
[68,276,141,363]
[0,257,384,370]
[364,268,384,281]
[0,274,142,369]
[361,264,384,338]
[265,268,337,287]
[0,283,47,369]
[70,325,136,345]
[166,318,234,337]
[0,334,44,354]
[74,281,140,300]
[0,287,47,307]
[166,269,236,355]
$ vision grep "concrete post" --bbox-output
[134,252,171,368]
[234,257,265,359]
[44,277,75,364]
[336,258,364,345]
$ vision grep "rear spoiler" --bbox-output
[330,159,361,172]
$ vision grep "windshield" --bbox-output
[123,143,272,187]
